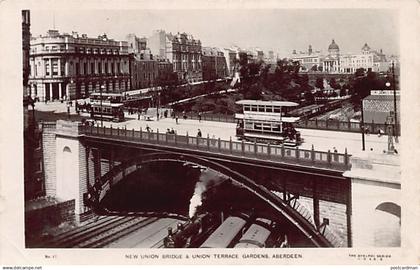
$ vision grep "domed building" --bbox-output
[328,39,340,56]
[323,39,341,73]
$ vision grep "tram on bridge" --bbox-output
[235,100,302,146]
[89,91,153,122]
[89,93,125,122]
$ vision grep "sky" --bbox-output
[29,9,399,57]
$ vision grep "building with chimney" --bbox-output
[29,30,130,101]
[148,30,202,83]
[290,45,323,72]
[129,49,158,89]
[222,48,239,77]
[202,47,228,81]
[126,33,147,54]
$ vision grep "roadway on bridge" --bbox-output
[35,102,396,155]
[104,114,393,155]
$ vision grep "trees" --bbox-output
[329,77,341,89]
[315,77,324,90]
[303,91,315,103]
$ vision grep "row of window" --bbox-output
[244,121,282,133]
[75,61,123,76]
[33,45,123,55]
[243,105,283,113]
[75,47,120,55]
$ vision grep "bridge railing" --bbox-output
[179,113,400,136]
[81,125,351,171]
[296,119,400,136]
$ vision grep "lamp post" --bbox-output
[100,84,104,127]
[361,96,365,151]
[385,60,398,142]
[155,85,160,121]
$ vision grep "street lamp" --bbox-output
[360,96,365,151]
[155,85,160,121]
[385,60,398,142]
[100,84,105,127]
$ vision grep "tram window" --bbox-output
[244,122,253,129]
[244,105,250,111]
[266,106,273,113]
[258,106,265,112]
[272,124,281,132]
[262,123,271,131]
[251,105,258,112]
[254,123,262,130]
[274,106,281,113]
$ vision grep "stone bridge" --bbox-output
[40,120,401,247]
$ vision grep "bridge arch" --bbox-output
[373,202,401,247]
[85,152,333,247]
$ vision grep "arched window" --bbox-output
[63,146,71,153]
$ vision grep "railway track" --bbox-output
[77,216,159,248]
[45,215,125,246]
[44,215,159,248]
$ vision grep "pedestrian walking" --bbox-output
[175,116,179,125]
[197,129,202,138]
[198,112,202,122]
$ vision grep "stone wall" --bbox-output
[25,199,75,236]
[344,152,401,247]
[41,122,57,197]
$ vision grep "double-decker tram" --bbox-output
[89,92,125,122]
[235,100,302,146]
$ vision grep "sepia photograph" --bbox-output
[1,0,419,266]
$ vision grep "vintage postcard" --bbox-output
[0,0,419,267]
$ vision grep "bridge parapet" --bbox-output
[55,120,84,137]
[80,124,351,171]
[344,152,401,247]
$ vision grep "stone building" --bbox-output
[202,47,228,81]
[290,45,323,72]
[156,59,176,85]
[29,30,130,101]
[22,10,31,127]
[339,43,374,74]
[129,49,158,89]
[148,30,202,83]
[126,33,147,54]
[322,39,341,73]
[291,40,390,74]
[222,48,239,77]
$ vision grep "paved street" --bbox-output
[34,101,397,155]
